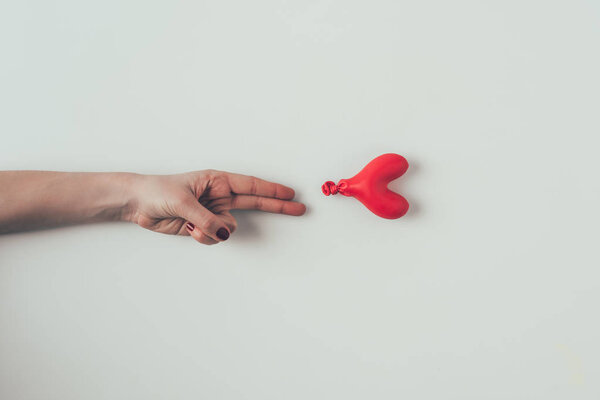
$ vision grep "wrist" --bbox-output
[110,172,142,223]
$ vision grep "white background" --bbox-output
[1,1,600,399]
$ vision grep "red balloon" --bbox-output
[322,153,409,219]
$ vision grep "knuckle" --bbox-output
[255,196,264,209]
[202,169,221,179]
[199,218,215,232]
[250,177,258,195]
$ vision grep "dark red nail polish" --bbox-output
[185,222,195,231]
[216,227,230,241]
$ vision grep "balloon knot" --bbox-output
[321,181,339,196]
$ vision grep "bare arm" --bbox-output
[0,171,136,233]
[0,170,306,243]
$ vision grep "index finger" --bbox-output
[226,173,296,200]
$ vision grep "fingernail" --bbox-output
[216,227,230,241]
[185,222,195,232]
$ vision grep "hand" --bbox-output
[128,170,306,245]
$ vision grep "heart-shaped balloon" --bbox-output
[322,153,409,219]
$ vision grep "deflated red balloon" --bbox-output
[322,153,409,219]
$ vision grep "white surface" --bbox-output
[1,1,600,399]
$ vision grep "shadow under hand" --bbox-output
[230,210,263,243]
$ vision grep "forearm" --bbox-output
[0,171,138,233]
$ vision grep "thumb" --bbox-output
[177,196,230,242]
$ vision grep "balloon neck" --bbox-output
[321,180,351,196]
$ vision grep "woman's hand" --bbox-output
[0,170,305,241]
[127,170,306,245]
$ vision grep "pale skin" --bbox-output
[0,170,306,244]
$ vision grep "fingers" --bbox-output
[231,195,306,216]
[184,211,237,245]
[225,172,305,215]
[226,173,296,200]
[186,224,219,245]
[176,196,231,242]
